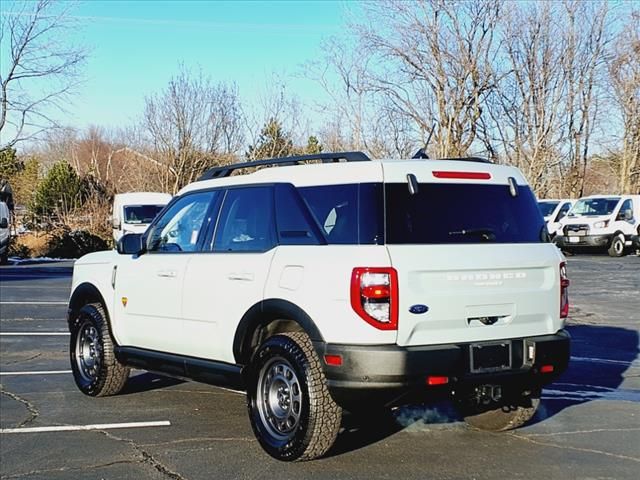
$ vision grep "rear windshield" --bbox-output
[123,205,166,224]
[538,201,559,217]
[386,183,547,244]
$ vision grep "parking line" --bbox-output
[0,370,72,376]
[1,420,171,434]
[0,332,69,336]
[0,301,68,305]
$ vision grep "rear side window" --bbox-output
[386,183,547,244]
[298,183,383,244]
[212,187,276,252]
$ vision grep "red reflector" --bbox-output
[324,355,343,366]
[433,171,491,180]
[540,365,554,373]
[361,285,390,299]
[426,376,449,386]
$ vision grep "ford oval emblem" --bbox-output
[409,304,429,314]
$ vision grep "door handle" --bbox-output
[156,270,177,278]
[227,272,254,281]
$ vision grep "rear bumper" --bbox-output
[315,330,570,407]
[555,234,610,248]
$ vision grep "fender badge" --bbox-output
[409,304,429,314]
[121,297,128,307]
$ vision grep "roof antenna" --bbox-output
[412,123,436,159]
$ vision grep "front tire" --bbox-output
[457,386,540,432]
[69,303,129,397]
[608,234,626,257]
[247,332,342,461]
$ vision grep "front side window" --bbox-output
[146,191,217,253]
[617,199,633,220]
[556,202,572,222]
[124,205,166,224]
[212,187,275,252]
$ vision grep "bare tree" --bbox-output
[308,38,419,158]
[142,67,244,193]
[0,0,86,148]
[609,11,640,194]
[560,0,610,198]
[484,1,567,195]
[353,0,502,158]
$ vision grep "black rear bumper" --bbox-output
[314,330,570,407]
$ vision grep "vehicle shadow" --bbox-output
[530,323,639,424]
[325,323,639,458]
[120,371,184,395]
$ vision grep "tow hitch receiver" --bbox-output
[475,384,503,404]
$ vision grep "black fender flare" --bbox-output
[68,282,109,327]
[233,299,324,365]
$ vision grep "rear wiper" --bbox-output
[448,228,497,242]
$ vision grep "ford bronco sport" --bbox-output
[67,151,570,461]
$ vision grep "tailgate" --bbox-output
[387,244,562,347]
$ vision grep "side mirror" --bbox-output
[0,218,8,229]
[624,209,633,221]
[117,233,145,255]
[112,218,121,229]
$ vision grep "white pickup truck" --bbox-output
[555,194,640,256]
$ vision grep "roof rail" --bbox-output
[198,151,371,181]
[439,157,493,164]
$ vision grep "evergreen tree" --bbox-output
[0,147,22,179]
[31,161,84,216]
[246,119,294,160]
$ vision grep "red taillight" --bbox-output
[432,171,492,180]
[540,365,555,373]
[324,354,343,366]
[351,267,398,330]
[426,376,449,386]
[560,262,570,319]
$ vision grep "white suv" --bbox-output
[67,152,570,461]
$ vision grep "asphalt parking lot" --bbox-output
[1,255,638,479]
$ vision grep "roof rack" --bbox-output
[198,151,371,181]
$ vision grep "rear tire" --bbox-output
[607,234,626,257]
[69,303,129,397]
[458,387,540,432]
[246,332,342,461]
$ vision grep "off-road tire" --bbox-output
[607,234,626,257]
[247,332,342,461]
[458,388,540,432]
[70,303,129,397]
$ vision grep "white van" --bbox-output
[112,192,171,243]
[555,194,640,256]
[0,201,11,264]
[538,199,574,237]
